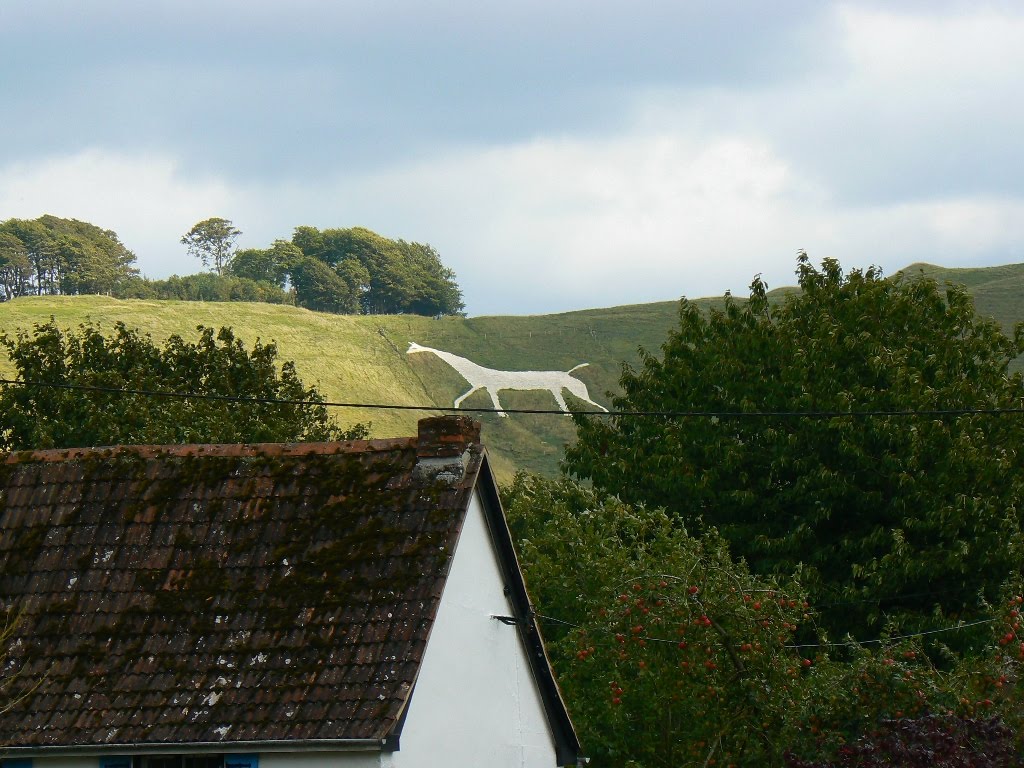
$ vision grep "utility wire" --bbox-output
[2,377,1024,419]
[535,612,997,650]
[784,618,996,649]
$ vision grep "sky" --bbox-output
[1,1,1022,316]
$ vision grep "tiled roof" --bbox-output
[0,417,485,749]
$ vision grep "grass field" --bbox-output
[1,260,1021,481]
[0,295,684,481]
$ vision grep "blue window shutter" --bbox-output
[224,755,258,768]
[99,758,131,768]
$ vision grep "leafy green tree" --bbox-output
[0,232,31,301]
[564,255,1024,641]
[1,218,57,295]
[37,215,138,295]
[395,239,464,316]
[0,320,365,450]
[140,273,290,304]
[506,474,1024,767]
[505,473,813,767]
[0,216,138,297]
[290,225,463,315]
[229,240,299,288]
[181,217,241,276]
[289,256,360,314]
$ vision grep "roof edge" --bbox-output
[474,453,583,766]
[2,739,389,757]
[383,441,483,746]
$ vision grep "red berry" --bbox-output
[688,586,699,595]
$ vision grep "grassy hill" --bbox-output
[1,261,1021,481]
[0,295,689,481]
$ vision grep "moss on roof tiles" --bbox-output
[0,435,482,747]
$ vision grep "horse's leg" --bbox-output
[454,385,482,408]
[579,395,608,412]
[551,389,570,414]
[487,387,508,417]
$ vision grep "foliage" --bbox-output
[506,473,1024,767]
[119,273,291,304]
[2,214,461,318]
[0,215,138,299]
[505,473,815,766]
[0,320,366,450]
[181,217,241,276]
[288,255,360,314]
[565,255,1024,641]
[0,232,31,301]
[229,240,299,288]
[291,225,463,315]
[784,715,1017,768]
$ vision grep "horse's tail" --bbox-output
[567,363,589,374]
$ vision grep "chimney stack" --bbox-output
[416,416,481,459]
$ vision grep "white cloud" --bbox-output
[3,4,1023,315]
[4,130,1023,317]
[0,149,233,276]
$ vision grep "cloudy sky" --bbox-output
[1,1,1022,315]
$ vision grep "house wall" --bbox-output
[392,489,559,768]
[262,751,382,768]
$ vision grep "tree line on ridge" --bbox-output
[0,215,463,317]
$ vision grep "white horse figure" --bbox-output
[407,342,608,417]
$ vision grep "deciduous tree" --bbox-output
[0,232,31,301]
[0,321,365,450]
[0,216,138,297]
[564,255,1024,641]
[506,474,1024,767]
[181,217,241,276]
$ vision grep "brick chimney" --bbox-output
[416,416,481,459]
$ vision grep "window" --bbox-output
[100,755,256,768]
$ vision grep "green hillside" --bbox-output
[897,262,1024,338]
[0,261,1021,480]
[0,295,687,481]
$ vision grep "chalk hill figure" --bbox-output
[407,342,607,416]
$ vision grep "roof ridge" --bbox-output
[2,436,417,464]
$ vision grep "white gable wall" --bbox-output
[390,489,559,768]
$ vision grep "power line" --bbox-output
[784,618,996,649]
[535,612,997,650]
[2,377,1024,419]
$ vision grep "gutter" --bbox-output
[2,738,394,758]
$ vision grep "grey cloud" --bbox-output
[0,0,828,179]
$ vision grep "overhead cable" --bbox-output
[2,378,1024,419]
